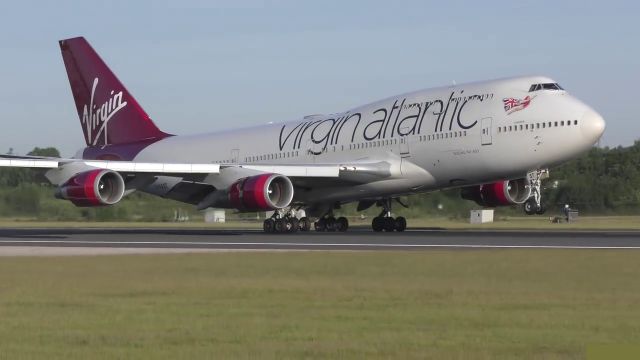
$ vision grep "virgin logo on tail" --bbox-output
[82,78,128,146]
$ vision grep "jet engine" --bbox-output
[228,173,294,211]
[55,169,125,207]
[461,178,531,207]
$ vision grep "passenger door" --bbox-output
[481,117,492,145]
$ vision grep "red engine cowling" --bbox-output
[55,169,125,207]
[228,173,294,211]
[461,178,531,207]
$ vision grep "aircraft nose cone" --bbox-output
[580,109,605,144]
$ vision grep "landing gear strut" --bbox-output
[371,198,407,232]
[524,169,548,215]
[263,208,312,233]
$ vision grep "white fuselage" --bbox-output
[128,76,605,205]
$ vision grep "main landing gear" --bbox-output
[314,213,349,232]
[371,198,406,232]
[524,169,548,215]
[263,209,312,234]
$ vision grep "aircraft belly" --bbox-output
[295,177,436,204]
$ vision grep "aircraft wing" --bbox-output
[0,155,405,206]
[0,154,402,182]
[0,156,341,178]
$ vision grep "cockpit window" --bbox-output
[529,83,564,92]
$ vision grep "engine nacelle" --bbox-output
[55,169,125,207]
[461,178,531,207]
[229,173,294,211]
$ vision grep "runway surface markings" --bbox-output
[0,240,640,250]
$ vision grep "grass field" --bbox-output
[1,215,639,230]
[1,251,640,359]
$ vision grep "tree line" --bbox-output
[0,143,638,221]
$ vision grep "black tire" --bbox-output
[372,217,384,232]
[383,217,396,232]
[315,218,326,232]
[395,216,407,232]
[274,219,286,233]
[325,217,336,232]
[299,217,311,231]
[289,218,299,233]
[336,217,349,232]
[524,198,537,215]
[536,204,546,215]
[263,219,275,233]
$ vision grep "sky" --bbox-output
[0,0,637,156]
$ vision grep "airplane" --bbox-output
[0,37,605,233]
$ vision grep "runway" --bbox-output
[0,227,639,253]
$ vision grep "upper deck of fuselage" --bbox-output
[155,75,560,145]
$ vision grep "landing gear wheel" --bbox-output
[336,217,349,232]
[325,216,336,232]
[536,204,546,215]
[263,219,275,233]
[288,218,299,233]
[383,217,396,232]
[315,218,326,232]
[395,216,407,232]
[299,217,311,232]
[274,219,287,233]
[372,217,384,232]
[524,198,537,215]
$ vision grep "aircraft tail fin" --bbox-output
[59,37,170,147]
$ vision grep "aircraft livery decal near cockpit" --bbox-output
[278,90,494,153]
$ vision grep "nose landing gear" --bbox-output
[524,169,548,215]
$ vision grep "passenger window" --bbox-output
[554,121,558,127]
[574,120,578,125]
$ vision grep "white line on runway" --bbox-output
[0,240,639,249]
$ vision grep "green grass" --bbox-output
[1,251,640,359]
[0,215,639,230]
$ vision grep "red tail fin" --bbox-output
[59,37,170,147]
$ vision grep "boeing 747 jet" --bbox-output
[0,37,605,233]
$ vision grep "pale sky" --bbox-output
[0,0,637,156]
